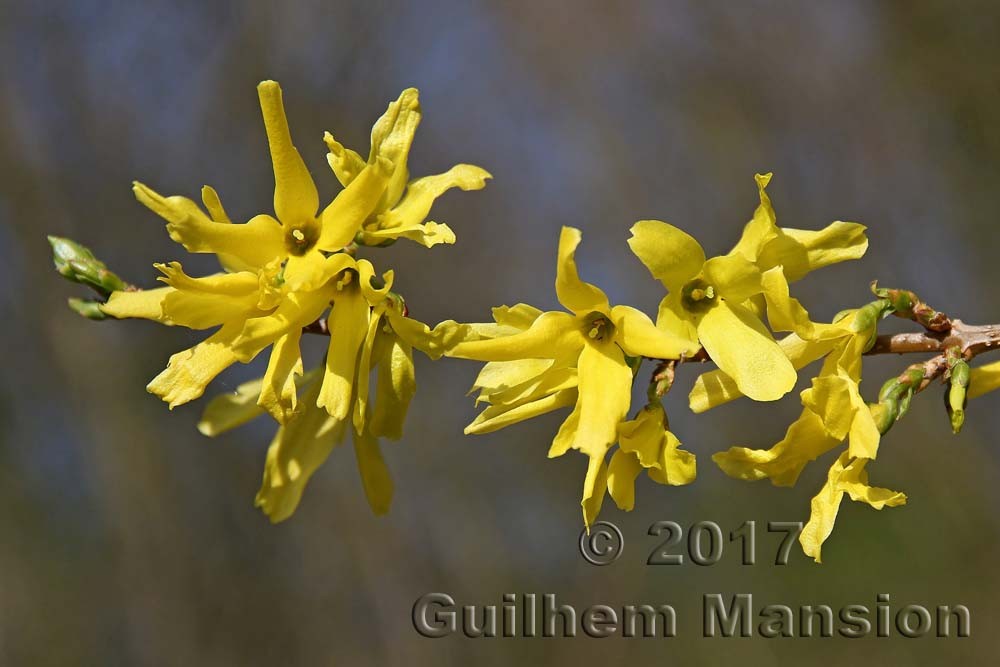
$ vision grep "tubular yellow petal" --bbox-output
[697,301,796,402]
[353,307,385,435]
[373,164,491,236]
[617,405,668,469]
[607,449,643,511]
[324,131,366,188]
[147,322,241,408]
[387,313,470,360]
[198,377,266,437]
[464,388,576,435]
[448,310,584,363]
[968,360,1000,399]
[368,88,422,208]
[316,157,393,251]
[628,220,705,292]
[555,227,610,316]
[611,304,700,359]
[800,453,906,563]
[317,288,369,420]
[484,366,577,409]
[647,430,697,486]
[258,328,304,424]
[353,425,394,515]
[574,341,632,458]
[581,454,609,528]
[728,173,779,261]
[712,408,841,486]
[360,220,457,248]
[101,287,175,322]
[257,81,320,225]
[255,379,348,523]
[370,336,416,440]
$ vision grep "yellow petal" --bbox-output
[969,360,1000,399]
[464,388,576,435]
[555,226,609,315]
[758,222,868,283]
[134,182,286,269]
[232,287,334,363]
[700,253,762,303]
[361,220,457,248]
[800,453,905,563]
[387,313,470,360]
[370,336,416,440]
[655,293,699,342]
[697,301,796,402]
[472,358,554,398]
[200,185,257,274]
[581,454,609,528]
[492,303,544,329]
[353,306,385,435]
[147,322,241,408]
[647,430,697,486]
[573,341,632,458]
[101,287,175,323]
[257,81,319,225]
[628,220,705,292]
[448,310,584,363]
[611,304,700,359]
[356,259,394,306]
[689,332,842,413]
[198,377,265,437]
[288,252,357,293]
[713,408,841,486]
[323,131,366,188]
[607,449,643,511]
[258,328,304,424]
[368,88,422,208]
[548,403,581,458]
[255,378,347,522]
[374,164,491,236]
[316,157,393,251]
[317,288,369,420]
[353,425,393,515]
[156,262,262,329]
[728,173,779,261]
[617,404,668,469]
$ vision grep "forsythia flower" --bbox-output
[628,174,867,403]
[449,226,700,525]
[711,302,907,561]
[100,80,487,520]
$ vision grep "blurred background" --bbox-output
[2,0,1000,663]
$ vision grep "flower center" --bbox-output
[284,219,320,256]
[681,278,717,312]
[582,311,616,342]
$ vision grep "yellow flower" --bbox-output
[450,226,700,524]
[799,451,906,563]
[324,89,492,248]
[968,359,1000,399]
[629,219,796,402]
[130,81,490,293]
[606,402,696,513]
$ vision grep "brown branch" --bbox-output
[864,320,1000,360]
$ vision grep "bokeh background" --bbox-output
[3,0,1000,663]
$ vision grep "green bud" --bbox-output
[946,360,970,434]
[870,400,898,435]
[49,236,127,296]
[67,297,108,320]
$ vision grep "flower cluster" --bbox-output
[51,85,1000,562]
[99,81,489,521]
[451,174,868,530]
